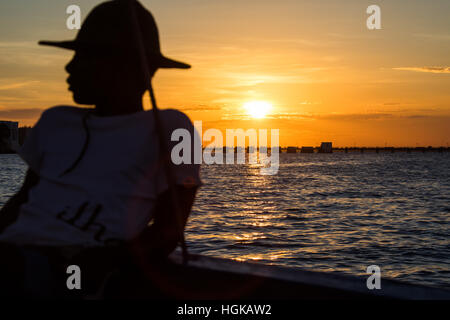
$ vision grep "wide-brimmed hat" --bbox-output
[39,0,190,69]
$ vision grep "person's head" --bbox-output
[65,47,156,106]
[39,0,190,111]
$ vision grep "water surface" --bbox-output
[1,153,449,289]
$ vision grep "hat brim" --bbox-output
[38,40,191,69]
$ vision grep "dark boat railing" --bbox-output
[166,252,450,300]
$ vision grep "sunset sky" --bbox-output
[0,0,449,147]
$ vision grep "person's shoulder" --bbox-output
[41,105,88,119]
[160,109,193,128]
[37,106,90,126]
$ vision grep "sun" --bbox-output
[243,101,272,119]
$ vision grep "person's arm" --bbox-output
[0,169,40,233]
[129,185,198,258]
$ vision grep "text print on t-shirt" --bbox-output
[56,202,117,244]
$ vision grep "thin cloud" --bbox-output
[0,81,40,90]
[413,33,450,41]
[314,113,393,121]
[312,113,441,121]
[393,67,450,74]
[272,113,439,121]
[180,105,222,112]
[0,41,37,48]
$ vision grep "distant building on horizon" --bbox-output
[286,146,297,153]
[0,120,20,153]
[18,126,32,146]
[301,146,314,153]
[319,142,333,153]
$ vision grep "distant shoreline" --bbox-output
[2,146,450,155]
[201,146,450,153]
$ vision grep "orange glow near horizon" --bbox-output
[0,1,449,147]
[243,101,272,119]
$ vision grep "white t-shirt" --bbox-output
[0,106,201,247]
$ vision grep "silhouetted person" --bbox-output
[0,0,200,297]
